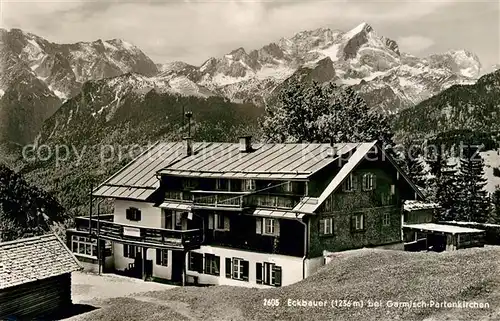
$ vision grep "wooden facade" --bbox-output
[0,234,81,320]
[0,274,72,319]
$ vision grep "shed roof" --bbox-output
[0,234,82,290]
[402,223,484,235]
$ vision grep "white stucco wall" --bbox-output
[113,200,163,228]
[112,200,173,278]
[112,243,174,280]
[185,246,306,287]
[305,256,324,278]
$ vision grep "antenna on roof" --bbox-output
[185,111,193,137]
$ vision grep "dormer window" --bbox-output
[362,173,375,191]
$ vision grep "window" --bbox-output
[123,244,141,259]
[343,174,354,192]
[381,192,393,206]
[156,249,168,266]
[71,236,98,257]
[283,181,293,193]
[256,262,282,286]
[382,213,390,226]
[362,173,375,191]
[225,257,249,281]
[216,179,228,191]
[204,254,220,276]
[182,178,196,189]
[212,213,230,231]
[264,218,275,235]
[256,218,280,237]
[352,214,364,231]
[126,207,141,221]
[175,212,183,229]
[188,252,203,273]
[319,217,334,236]
[244,179,256,191]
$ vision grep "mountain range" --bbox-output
[0,23,483,146]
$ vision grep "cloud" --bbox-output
[397,35,436,54]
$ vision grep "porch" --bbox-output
[70,216,203,284]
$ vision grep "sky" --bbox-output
[1,0,499,69]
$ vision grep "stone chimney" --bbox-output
[239,136,252,153]
[328,139,337,157]
[184,137,193,156]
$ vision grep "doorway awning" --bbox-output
[252,209,304,220]
[159,202,192,211]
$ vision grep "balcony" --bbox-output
[165,190,192,203]
[249,194,301,209]
[74,216,201,251]
[191,191,250,209]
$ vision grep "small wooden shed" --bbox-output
[0,234,82,320]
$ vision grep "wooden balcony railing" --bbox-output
[165,191,192,202]
[192,191,248,208]
[75,216,201,250]
[249,194,301,209]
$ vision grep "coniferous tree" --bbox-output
[435,162,461,221]
[490,186,500,223]
[262,81,393,144]
[456,145,490,222]
[489,187,500,225]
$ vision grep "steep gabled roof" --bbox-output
[0,234,82,290]
[293,142,425,214]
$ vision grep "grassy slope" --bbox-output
[71,247,500,321]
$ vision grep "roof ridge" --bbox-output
[0,233,56,248]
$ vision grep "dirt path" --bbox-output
[71,271,176,303]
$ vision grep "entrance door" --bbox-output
[145,260,153,278]
[171,251,184,283]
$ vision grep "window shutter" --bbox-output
[208,213,214,230]
[274,220,280,237]
[197,253,203,273]
[372,174,376,189]
[273,266,282,287]
[352,175,358,191]
[136,209,142,221]
[126,208,131,220]
[156,249,161,265]
[361,214,364,229]
[256,263,263,284]
[256,218,262,234]
[166,214,173,229]
[224,216,230,231]
[319,219,325,235]
[225,258,232,278]
[242,261,249,281]
[350,217,355,231]
[123,244,128,257]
